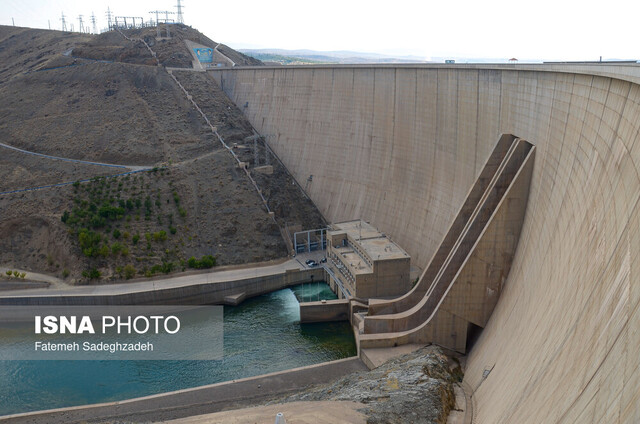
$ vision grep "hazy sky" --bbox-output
[1,0,638,61]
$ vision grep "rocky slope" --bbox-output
[275,346,460,424]
[0,25,323,283]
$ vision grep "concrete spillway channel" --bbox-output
[358,135,535,353]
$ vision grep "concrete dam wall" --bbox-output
[210,64,640,423]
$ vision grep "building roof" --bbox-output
[330,220,410,262]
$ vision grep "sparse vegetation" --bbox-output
[0,27,321,285]
[123,264,136,279]
[59,173,192,281]
[3,270,27,279]
[187,255,216,269]
[82,268,101,279]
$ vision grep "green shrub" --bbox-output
[111,242,123,255]
[19,272,26,279]
[113,228,121,239]
[61,211,70,223]
[150,261,174,274]
[78,229,102,257]
[82,268,101,279]
[62,269,70,278]
[169,226,177,235]
[98,205,125,220]
[178,207,187,217]
[89,215,106,229]
[132,234,140,245]
[5,270,12,277]
[99,245,110,257]
[187,255,216,269]
[153,231,168,242]
[124,264,136,279]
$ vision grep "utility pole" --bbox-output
[48,20,50,30]
[12,18,15,26]
[106,7,113,30]
[77,15,84,33]
[60,12,67,31]
[90,12,97,34]
[176,0,184,24]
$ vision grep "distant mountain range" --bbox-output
[239,49,637,65]
[239,49,434,64]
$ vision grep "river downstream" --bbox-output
[0,282,355,416]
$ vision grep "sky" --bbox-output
[1,0,639,62]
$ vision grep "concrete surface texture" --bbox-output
[162,401,367,424]
[359,136,535,353]
[327,220,411,298]
[1,358,367,423]
[211,64,640,423]
[0,260,323,306]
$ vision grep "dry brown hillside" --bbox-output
[72,24,262,68]
[0,25,323,283]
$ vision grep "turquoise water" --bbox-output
[0,282,355,416]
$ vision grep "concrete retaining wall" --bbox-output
[1,357,366,423]
[300,299,349,323]
[210,64,640,423]
[0,269,325,306]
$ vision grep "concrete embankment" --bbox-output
[299,299,349,323]
[0,263,324,306]
[0,357,367,424]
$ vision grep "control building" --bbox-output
[326,220,410,299]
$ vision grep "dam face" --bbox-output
[211,64,640,423]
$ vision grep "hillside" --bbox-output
[73,24,262,68]
[0,26,322,283]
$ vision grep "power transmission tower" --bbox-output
[77,15,84,33]
[60,12,67,31]
[176,0,184,24]
[90,12,97,34]
[106,7,113,30]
